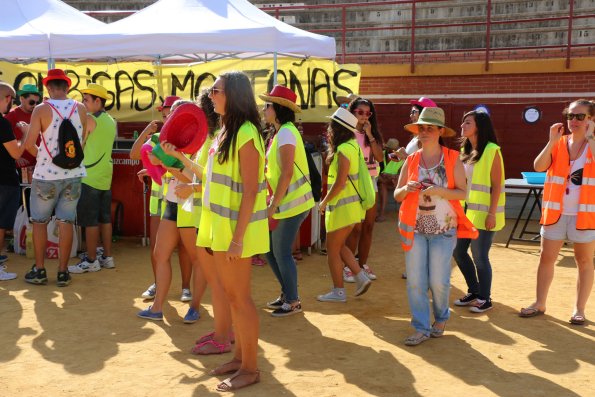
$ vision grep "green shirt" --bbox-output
[82,112,117,190]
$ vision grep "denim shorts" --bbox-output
[541,214,595,243]
[161,200,178,222]
[77,183,112,227]
[0,185,21,229]
[30,178,81,224]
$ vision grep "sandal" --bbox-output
[430,322,446,338]
[519,307,545,318]
[195,331,235,345]
[191,339,231,355]
[404,333,430,346]
[216,370,260,392]
[292,251,303,261]
[569,314,586,325]
[209,358,242,376]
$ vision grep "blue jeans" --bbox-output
[265,210,309,302]
[30,178,81,223]
[453,229,494,300]
[405,230,457,335]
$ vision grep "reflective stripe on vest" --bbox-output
[541,135,595,229]
[211,172,267,193]
[210,203,268,222]
[466,203,505,213]
[265,122,314,219]
[327,194,360,211]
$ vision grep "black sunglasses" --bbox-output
[28,99,39,106]
[566,113,587,121]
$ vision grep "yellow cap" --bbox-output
[81,83,109,100]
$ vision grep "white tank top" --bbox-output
[33,99,86,181]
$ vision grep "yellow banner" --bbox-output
[0,59,360,123]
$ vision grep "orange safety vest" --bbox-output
[540,135,595,229]
[398,146,478,251]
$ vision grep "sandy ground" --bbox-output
[1,216,593,397]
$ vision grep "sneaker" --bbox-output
[24,265,48,285]
[0,265,17,281]
[98,255,115,269]
[343,266,355,283]
[354,272,372,297]
[362,264,377,280]
[470,299,493,313]
[272,302,303,317]
[137,305,163,321]
[141,283,156,300]
[454,293,478,306]
[180,288,192,302]
[317,289,346,303]
[0,254,8,264]
[56,271,71,287]
[266,295,285,309]
[183,307,200,324]
[68,257,101,274]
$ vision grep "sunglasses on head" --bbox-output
[566,113,587,121]
[354,109,372,117]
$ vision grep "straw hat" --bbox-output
[385,138,400,150]
[336,93,360,106]
[404,107,456,137]
[42,69,71,88]
[81,83,109,100]
[259,85,301,113]
[327,107,358,133]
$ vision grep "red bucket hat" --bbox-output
[259,85,301,113]
[156,95,181,111]
[42,69,71,88]
[159,103,208,154]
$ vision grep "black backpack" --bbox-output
[42,102,84,169]
[304,143,322,202]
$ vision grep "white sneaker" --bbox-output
[317,289,347,303]
[68,258,101,274]
[180,288,192,302]
[141,283,156,299]
[362,264,377,280]
[99,255,115,269]
[0,266,17,281]
[355,272,372,296]
[343,266,355,283]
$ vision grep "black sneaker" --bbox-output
[271,302,303,317]
[454,293,478,306]
[24,265,48,285]
[470,299,493,313]
[266,295,285,310]
[56,271,71,287]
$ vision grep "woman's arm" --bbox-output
[319,152,350,212]
[162,141,203,180]
[130,120,158,160]
[485,151,503,230]
[269,144,295,214]
[228,139,261,260]
[534,123,563,172]
[394,159,422,202]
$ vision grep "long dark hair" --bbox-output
[196,89,219,138]
[217,71,263,164]
[326,120,355,165]
[460,111,498,164]
[348,97,383,146]
[266,102,296,142]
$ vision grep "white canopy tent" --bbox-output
[49,0,336,61]
[0,0,105,62]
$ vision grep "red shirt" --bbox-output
[4,106,37,166]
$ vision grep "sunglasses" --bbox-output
[410,109,420,116]
[264,103,273,109]
[354,109,372,117]
[28,99,39,106]
[566,113,587,121]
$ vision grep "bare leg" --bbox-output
[178,240,192,290]
[327,225,355,288]
[100,223,113,257]
[529,237,565,312]
[149,215,160,279]
[357,200,377,267]
[179,228,207,310]
[57,221,74,272]
[85,226,100,261]
[33,222,48,269]
[150,219,179,313]
[573,241,595,317]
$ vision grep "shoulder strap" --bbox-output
[346,142,363,201]
[41,101,78,159]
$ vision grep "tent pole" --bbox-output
[273,52,278,85]
[47,58,55,70]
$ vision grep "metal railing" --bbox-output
[261,0,595,71]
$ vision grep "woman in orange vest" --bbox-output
[395,107,477,346]
[520,99,595,325]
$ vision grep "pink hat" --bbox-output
[159,103,208,154]
[410,97,437,108]
[156,95,181,111]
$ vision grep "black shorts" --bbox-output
[162,200,178,222]
[0,185,20,229]
[77,183,112,227]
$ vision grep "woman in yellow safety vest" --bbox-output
[317,107,372,303]
[520,99,595,325]
[196,71,267,391]
[452,110,505,314]
[260,85,314,317]
[395,107,476,346]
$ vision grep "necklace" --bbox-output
[420,152,441,187]
[566,138,587,195]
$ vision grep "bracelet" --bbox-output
[231,240,243,247]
